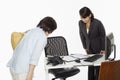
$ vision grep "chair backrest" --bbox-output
[105,32,116,60]
[98,60,120,80]
[44,36,69,57]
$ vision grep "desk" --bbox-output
[44,54,106,80]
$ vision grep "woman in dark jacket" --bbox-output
[78,7,106,80]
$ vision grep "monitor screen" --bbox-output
[105,32,116,60]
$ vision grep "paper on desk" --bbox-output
[70,54,89,59]
[62,56,77,62]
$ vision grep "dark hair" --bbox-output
[37,16,57,33]
[79,7,94,21]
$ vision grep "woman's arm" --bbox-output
[26,64,35,80]
[98,21,106,51]
[79,21,87,49]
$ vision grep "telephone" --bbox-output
[47,56,63,66]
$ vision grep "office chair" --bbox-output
[45,36,80,80]
[105,32,116,61]
[98,60,120,80]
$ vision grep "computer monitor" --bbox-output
[105,32,116,60]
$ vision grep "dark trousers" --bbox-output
[88,66,100,80]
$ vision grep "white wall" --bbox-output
[0,0,120,80]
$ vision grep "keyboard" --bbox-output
[84,54,103,62]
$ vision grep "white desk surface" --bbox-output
[45,54,106,69]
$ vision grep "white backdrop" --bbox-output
[0,0,120,80]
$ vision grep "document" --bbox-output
[62,56,77,62]
[70,54,89,59]
[62,54,89,62]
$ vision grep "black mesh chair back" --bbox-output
[45,36,68,57]
[44,36,80,80]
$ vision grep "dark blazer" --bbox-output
[79,18,106,54]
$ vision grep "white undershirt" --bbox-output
[87,28,89,34]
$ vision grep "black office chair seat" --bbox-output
[49,68,80,80]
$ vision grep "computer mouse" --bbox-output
[75,59,81,63]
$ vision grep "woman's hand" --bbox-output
[100,50,105,54]
[85,49,88,54]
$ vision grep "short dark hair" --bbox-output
[37,16,57,33]
[79,7,94,21]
